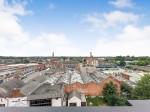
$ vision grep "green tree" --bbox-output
[121,82,133,99]
[23,59,30,63]
[132,74,150,99]
[103,82,127,106]
[119,60,126,67]
[103,82,118,96]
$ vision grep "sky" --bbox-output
[0,0,150,56]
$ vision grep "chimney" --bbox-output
[90,52,93,57]
[52,52,54,57]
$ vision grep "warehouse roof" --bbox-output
[46,70,111,85]
[21,75,48,95]
[27,84,64,100]
[0,78,25,97]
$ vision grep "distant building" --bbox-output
[49,58,60,69]
[57,61,80,71]
[85,52,99,66]
[98,60,116,68]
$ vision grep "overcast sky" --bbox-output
[0,0,150,56]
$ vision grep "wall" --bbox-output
[52,98,62,106]
[11,89,24,98]
[65,77,121,96]
[8,97,29,107]
[122,73,130,80]
[0,98,8,107]
[85,57,99,66]
[68,96,81,106]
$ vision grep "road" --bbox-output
[22,70,46,83]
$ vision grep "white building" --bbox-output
[27,84,65,107]
[8,97,28,107]
[68,90,86,106]
[0,98,8,107]
[52,98,62,106]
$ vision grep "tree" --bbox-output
[23,59,30,63]
[121,82,133,99]
[119,60,126,67]
[132,74,150,99]
[115,56,126,67]
[103,82,118,96]
[103,82,127,106]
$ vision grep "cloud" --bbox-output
[94,25,150,56]
[22,33,79,56]
[0,0,32,15]
[109,0,135,8]
[83,10,150,56]
[0,0,79,56]
[83,11,139,32]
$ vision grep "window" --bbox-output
[0,104,5,107]
[81,102,86,106]
[30,99,52,107]
[69,103,77,106]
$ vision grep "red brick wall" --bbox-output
[11,90,24,98]
[122,73,130,80]
[37,63,46,71]
[65,77,121,96]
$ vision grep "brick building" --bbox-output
[45,70,121,96]
[85,52,99,66]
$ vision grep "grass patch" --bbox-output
[86,96,107,106]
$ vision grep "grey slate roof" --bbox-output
[20,75,48,96]
[0,78,25,97]
[68,90,81,100]
[20,81,41,96]
[27,84,64,100]
[27,75,48,84]
[80,72,109,84]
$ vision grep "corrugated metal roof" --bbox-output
[46,70,109,85]
[21,75,48,96]
[27,84,64,100]
[27,75,48,84]
[0,78,25,97]
[20,81,41,96]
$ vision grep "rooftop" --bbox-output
[0,78,25,97]
[46,70,109,85]
[68,90,81,100]
[27,84,64,100]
